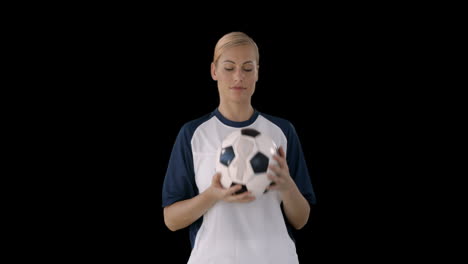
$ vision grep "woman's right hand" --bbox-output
[208,173,255,203]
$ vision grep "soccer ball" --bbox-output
[216,128,279,198]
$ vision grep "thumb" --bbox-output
[212,172,221,184]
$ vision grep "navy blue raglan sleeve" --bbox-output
[162,124,198,207]
[286,123,317,205]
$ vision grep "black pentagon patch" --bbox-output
[220,146,235,166]
[250,152,269,173]
[231,183,248,195]
[241,128,260,137]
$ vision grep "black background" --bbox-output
[30,8,435,262]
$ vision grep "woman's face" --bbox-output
[211,45,259,104]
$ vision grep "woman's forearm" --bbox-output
[164,188,219,231]
[281,185,310,230]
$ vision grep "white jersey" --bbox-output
[162,109,316,264]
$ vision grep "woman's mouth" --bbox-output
[230,86,246,90]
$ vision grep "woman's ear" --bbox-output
[255,64,259,82]
[211,62,218,81]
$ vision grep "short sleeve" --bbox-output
[286,123,317,205]
[162,124,198,207]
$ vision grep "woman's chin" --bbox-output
[228,96,250,104]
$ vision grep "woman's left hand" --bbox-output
[267,146,296,192]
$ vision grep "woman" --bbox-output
[162,31,316,264]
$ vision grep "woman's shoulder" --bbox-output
[258,112,294,131]
[179,111,217,134]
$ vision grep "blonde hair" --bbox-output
[213,32,259,65]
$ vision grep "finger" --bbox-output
[267,184,279,191]
[228,192,255,202]
[273,154,288,169]
[268,164,281,175]
[278,146,286,158]
[237,196,256,203]
[227,184,242,195]
[268,173,282,184]
[229,197,255,203]
[230,190,252,199]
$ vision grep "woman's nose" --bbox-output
[234,69,245,81]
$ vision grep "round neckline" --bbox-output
[214,108,259,128]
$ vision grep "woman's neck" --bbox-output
[218,103,254,122]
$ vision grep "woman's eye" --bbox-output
[244,69,253,72]
[224,68,234,71]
